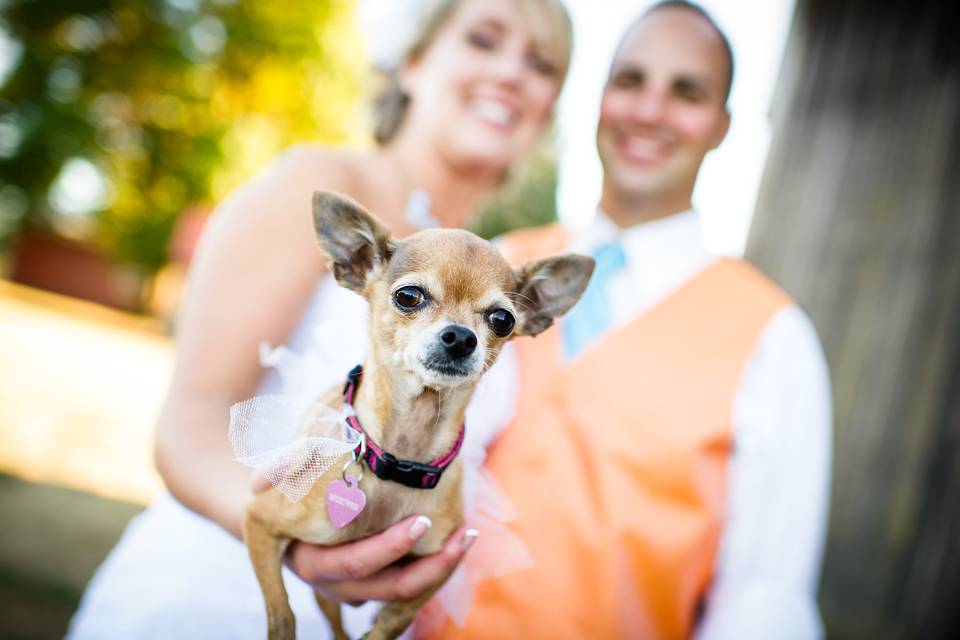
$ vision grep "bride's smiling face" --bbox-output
[399,0,567,172]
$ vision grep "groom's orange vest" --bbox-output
[422,225,791,639]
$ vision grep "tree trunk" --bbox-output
[746,1,960,638]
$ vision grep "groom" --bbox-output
[425,1,833,638]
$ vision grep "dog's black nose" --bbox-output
[440,325,477,359]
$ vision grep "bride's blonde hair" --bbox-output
[373,0,573,145]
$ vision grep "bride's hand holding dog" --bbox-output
[249,474,476,607]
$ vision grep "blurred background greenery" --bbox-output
[0,0,559,315]
[1,0,366,272]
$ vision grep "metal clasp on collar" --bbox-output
[341,432,367,486]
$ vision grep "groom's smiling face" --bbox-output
[596,6,731,203]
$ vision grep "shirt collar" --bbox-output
[572,207,712,286]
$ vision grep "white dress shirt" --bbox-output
[473,209,833,639]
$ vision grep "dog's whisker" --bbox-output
[505,291,536,309]
[435,388,444,434]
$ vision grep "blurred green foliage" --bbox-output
[470,141,559,241]
[0,0,365,270]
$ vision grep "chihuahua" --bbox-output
[243,190,594,640]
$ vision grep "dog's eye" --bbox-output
[486,309,516,337]
[393,286,426,310]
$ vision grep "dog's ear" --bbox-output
[513,254,595,337]
[312,190,395,293]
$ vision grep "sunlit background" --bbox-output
[0,0,368,488]
[2,0,957,637]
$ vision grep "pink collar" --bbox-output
[342,365,465,490]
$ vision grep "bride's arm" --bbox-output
[155,147,336,536]
[153,146,472,602]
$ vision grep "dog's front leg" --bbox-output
[364,584,440,640]
[314,592,349,640]
[244,512,296,639]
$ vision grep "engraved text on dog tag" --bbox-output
[326,474,366,529]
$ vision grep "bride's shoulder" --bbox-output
[265,146,403,227]
[212,145,402,238]
[267,144,370,194]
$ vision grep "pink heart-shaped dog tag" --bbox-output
[326,474,366,529]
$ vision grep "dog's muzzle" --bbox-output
[423,325,479,378]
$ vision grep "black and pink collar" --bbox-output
[342,365,465,490]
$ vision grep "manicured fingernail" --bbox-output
[409,516,432,540]
[462,528,479,551]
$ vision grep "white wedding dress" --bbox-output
[68,244,525,639]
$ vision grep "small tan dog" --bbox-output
[243,191,594,640]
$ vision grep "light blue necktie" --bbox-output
[562,240,627,359]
